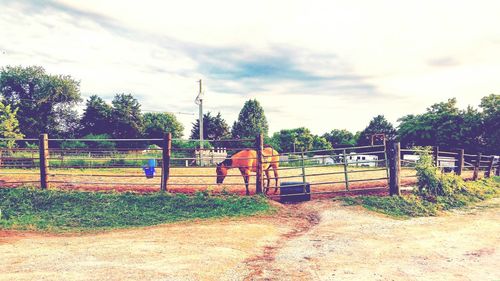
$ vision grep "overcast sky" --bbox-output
[1,0,499,137]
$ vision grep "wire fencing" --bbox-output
[0,135,498,198]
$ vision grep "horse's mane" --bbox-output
[221,158,232,167]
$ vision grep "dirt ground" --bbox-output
[1,197,499,281]
[0,166,458,195]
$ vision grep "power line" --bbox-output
[0,98,194,116]
[141,109,194,116]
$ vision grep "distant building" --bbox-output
[338,153,379,167]
[311,155,335,165]
[195,148,227,166]
[279,155,289,164]
[402,154,456,168]
[437,156,456,168]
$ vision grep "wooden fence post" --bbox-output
[300,150,307,193]
[39,133,49,190]
[387,141,401,196]
[384,145,390,186]
[485,156,495,178]
[160,133,171,192]
[472,153,481,181]
[455,149,464,176]
[255,134,264,194]
[342,149,350,191]
[433,146,439,167]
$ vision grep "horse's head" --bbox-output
[216,159,231,184]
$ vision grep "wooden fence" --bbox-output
[0,134,498,197]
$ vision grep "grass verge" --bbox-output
[0,188,272,231]
[341,177,500,218]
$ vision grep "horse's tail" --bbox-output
[271,155,279,192]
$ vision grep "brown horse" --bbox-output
[216,147,279,195]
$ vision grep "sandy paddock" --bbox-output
[1,197,498,281]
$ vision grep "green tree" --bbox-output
[357,115,397,146]
[143,112,184,139]
[0,101,24,148]
[80,95,112,136]
[312,135,333,152]
[480,94,499,154]
[0,66,81,137]
[323,129,357,147]
[429,98,462,149]
[110,94,143,139]
[231,99,269,139]
[397,98,484,152]
[397,114,429,147]
[458,106,484,151]
[270,127,314,153]
[190,112,230,140]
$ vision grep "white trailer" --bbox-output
[338,153,379,167]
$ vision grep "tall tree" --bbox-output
[397,114,431,147]
[80,95,112,136]
[457,106,484,151]
[0,66,81,137]
[190,112,230,140]
[312,135,333,152]
[479,94,499,154]
[143,112,184,139]
[270,127,314,153]
[357,115,397,146]
[323,129,357,147]
[397,98,484,152]
[110,94,143,139]
[231,99,269,139]
[0,101,24,148]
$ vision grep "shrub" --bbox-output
[83,134,116,150]
[414,147,466,196]
[61,141,87,149]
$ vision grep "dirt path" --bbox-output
[0,216,294,281]
[1,198,499,280]
[256,198,500,281]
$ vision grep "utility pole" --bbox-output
[195,79,204,149]
[195,79,204,166]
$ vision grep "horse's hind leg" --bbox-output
[264,169,271,194]
[272,164,279,194]
[240,168,250,196]
[244,175,250,196]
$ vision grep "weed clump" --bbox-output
[341,147,499,217]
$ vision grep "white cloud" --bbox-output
[1,0,499,138]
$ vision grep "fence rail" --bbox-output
[0,134,498,198]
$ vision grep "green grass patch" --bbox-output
[341,177,500,218]
[341,195,437,218]
[0,188,272,231]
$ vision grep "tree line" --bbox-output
[0,66,498,154]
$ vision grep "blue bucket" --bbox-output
[143,159,156,178]
[143,166,155,178]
